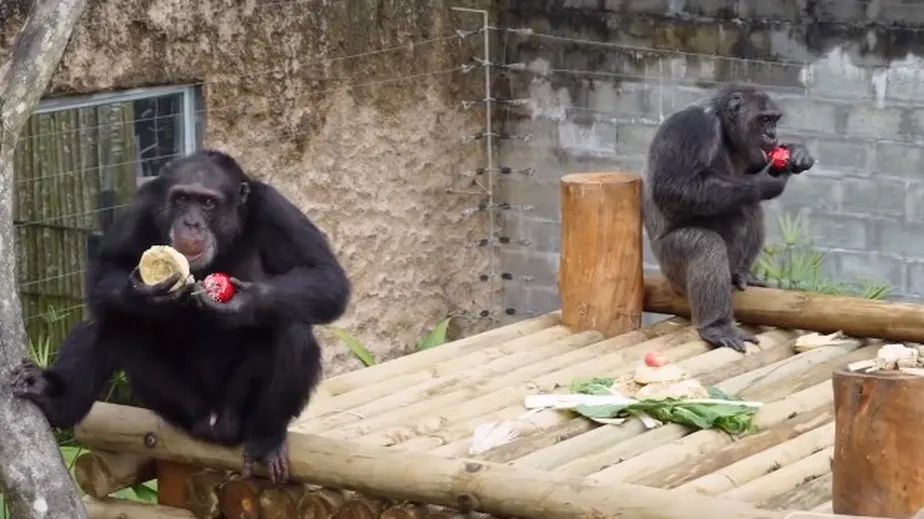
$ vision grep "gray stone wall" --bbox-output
[495,1,924,324]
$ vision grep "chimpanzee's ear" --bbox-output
[238,181,250,205]
[727,92,742,114]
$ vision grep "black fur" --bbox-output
[642,82,815,352]
[9,149,351,483]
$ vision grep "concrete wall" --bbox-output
[496,1,924,324]
[1,0,498,374]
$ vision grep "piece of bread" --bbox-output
[138,245,191,292]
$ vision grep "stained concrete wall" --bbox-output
[1,0,498,374]
[496,1,924,324]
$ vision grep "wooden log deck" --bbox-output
[70,173,924,518]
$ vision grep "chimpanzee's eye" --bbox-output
[202,198,215,210]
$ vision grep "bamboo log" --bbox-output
[300,488,347,518]
[157,460,198,508]
[529,333,825,475]
[577,339,857,481]
[635,403,835,489]
[185,469,229,519]
[354,330,606,446]
[317,311,562,397]
[333,496,390,519]
[743,344,877,403]
[296,326,579,434]
[761,472,833,511]
[721,446,833,503]
[218,478,269,519]
[301,326,575,426]
[402,327,724,455]
[559,172,643,337]
[258,485,300,519]
[644,274,924,343]
[383,323,707,450]
[76,403,798,519]
[677,421,835,496]
[381,503,429,519]
[507,331,759,470]
[586,380,833,483]
[832,365,924,517]
[83,496,195,518]
[336,325,703,445]
[426,324,702,459]
[74,450,156,498]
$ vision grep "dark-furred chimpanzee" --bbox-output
[642,82,815,353]
[8,149,350,482]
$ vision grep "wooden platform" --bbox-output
[286,309,879,515]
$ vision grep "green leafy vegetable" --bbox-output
[567,378,759,435]
[567,377,615,394]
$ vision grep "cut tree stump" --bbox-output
[559,172,643,338]
[832,366,924,517]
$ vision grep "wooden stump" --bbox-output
[832,366,924,517]
[559,172,643,338]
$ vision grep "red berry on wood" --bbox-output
[644,351,668,367]
[202,273,235,303]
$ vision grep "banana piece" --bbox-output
[138,245,191,292]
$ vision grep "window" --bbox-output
[13,85,203,346]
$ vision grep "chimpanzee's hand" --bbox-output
[127,267,193,305]
[768,143,815,177]
[786,144,816,174]
[193,277,266,325]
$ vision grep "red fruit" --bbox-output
[202,273,235,303]
[644,351,668,368]
[768,146,790,170]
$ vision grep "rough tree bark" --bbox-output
[0,0,90,517]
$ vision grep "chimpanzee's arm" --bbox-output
[248,181,351,326]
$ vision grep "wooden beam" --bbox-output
[83,496,195,519]
[644,275,924,343]
[559,172,643,337]
[74,450,156,498]
[832,366,924,517]
[73,402,885,519]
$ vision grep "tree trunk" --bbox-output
[0,0,90,517]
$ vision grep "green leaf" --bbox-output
[329,327,377,366]
[130,482,159,502]
[417,316,453,351]
[568,377,615,394]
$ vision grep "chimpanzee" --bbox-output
[9,149,351,483]
[642,82,815,353]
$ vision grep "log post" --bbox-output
[559,172,643,338]
[74,450,156,498]
[832,366,924,517]
[645,275,924,343]
[156,461,198,509]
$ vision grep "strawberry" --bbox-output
[202,273,235,303]
[644,351,668,368]
[768,146,790,170]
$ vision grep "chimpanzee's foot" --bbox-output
[698,324,758,353]
[242,438,290,483]
[731,272,768,291]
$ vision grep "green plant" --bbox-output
[751,212,891,299]
[331,315,456,366]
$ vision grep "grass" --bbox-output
[751,212,891,300]
[332,315,456,366]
